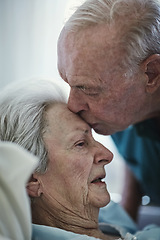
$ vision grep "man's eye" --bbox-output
[77,86,86,92]
[85,92,98,96]
[77,86,98,96]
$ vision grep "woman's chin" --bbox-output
[89,187,111,208]
[99,194,110,208]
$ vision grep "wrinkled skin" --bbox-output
[40,103,113,211]
[57,24,160,224]
[28,103,114,239]
[58,24,160,135]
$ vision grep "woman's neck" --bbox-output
[31,198,116,240]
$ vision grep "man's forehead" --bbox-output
[62,23,118,47]
[58,25,123,83]
[59,42,109,79]
[59,26,120,63]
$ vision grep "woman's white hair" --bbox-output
[0,79,66,173]
[64,0,160,70]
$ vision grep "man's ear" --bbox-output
[26,174,42,198]
[142,54,160,93]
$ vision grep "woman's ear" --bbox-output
[26,174,42,197]
[142,54,160,93]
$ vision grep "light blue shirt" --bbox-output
[111,119,160,205]
[32,201,160,240]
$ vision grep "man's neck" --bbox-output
[141,89,160,123]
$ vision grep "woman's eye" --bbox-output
[75,141,85,147]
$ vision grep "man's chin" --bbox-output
[92,122,128,135]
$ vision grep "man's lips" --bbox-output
[89,123,98,129]
[89,123,104,134]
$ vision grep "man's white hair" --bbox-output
[64,0,160,70]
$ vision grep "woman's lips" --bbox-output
[91,174,105,184]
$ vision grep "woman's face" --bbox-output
[38,103,113,213]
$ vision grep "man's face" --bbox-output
[58,25,147,135]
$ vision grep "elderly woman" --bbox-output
[0,80,159,240]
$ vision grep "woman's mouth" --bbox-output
[91,175,106,185]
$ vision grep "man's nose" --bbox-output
[68,88,89,113]
[94,142,113,165]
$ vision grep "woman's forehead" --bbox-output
[46,102,89,132]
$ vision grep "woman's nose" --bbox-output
[94,142,113,165]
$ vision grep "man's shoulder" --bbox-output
[111,118,160,142]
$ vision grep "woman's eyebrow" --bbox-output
[84,129,89,135]
[68,128,90,140]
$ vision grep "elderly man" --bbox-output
[57,0,160,221]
